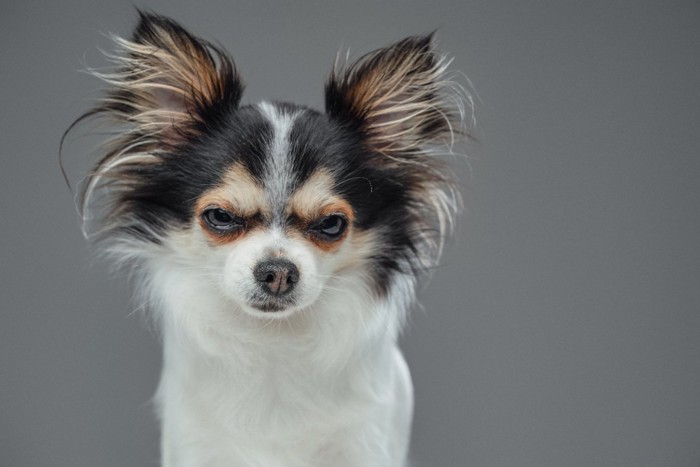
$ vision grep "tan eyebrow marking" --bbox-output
[288,169,354,252]
[195,163,269,245]
[289,169,353,221]
[196,163,269,216]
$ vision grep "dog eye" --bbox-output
[202,208,244,232]
[310,214,347,239]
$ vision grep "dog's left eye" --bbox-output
[202,208,244,232]
[309,214,348,239]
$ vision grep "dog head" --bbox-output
[67,12,467,322]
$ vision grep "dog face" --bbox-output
[71,12,464,320]
[184,103,375,318]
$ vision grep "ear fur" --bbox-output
[96,10,243,141]
[326,35,469,268]
[64,11,244,238]
[325,34,465,159]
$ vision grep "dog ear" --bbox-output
[325,34,462,160]
[96,10,244,143]
[62,12,245,241]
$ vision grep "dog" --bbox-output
[64,10,467,467]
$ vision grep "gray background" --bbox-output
[2,1,699,466]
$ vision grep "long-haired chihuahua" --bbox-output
[64,11,468,467]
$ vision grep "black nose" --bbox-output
[253,259,300,296]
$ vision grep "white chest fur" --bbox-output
[149,264,414,467]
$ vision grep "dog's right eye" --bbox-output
[201,208,244,232]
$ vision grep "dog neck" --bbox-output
[146,257,413,386]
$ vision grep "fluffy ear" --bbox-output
[95,10,243,142]
[61,11,244,240]
[325,34,463,158]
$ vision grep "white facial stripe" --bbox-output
[257,102,300,224]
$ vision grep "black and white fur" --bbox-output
[65,11,468,467]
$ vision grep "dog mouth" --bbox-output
[249,297,296,313]
[252,302,286,312]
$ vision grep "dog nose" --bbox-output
[253,259,299,296]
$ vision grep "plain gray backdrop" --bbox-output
[2,1,699,466]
